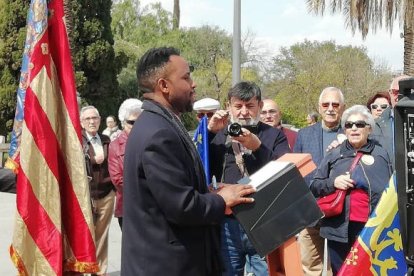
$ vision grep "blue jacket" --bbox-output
[293,122,343,186]
[310,139,392,243]
[370,107,394,166]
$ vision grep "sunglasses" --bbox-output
[370,103,389,110]
[321,102,340,109]
[126,119,135,125]
[196,112,214,119]
[344,120,369,129]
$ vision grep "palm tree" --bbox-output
[306,0,414,75]
[173,0,180,29]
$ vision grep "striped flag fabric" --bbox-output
[337,174,407,276]
[5,0,99,274]
[193,115,210,185]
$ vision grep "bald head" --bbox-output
[260,99,281,128]
[389,75,411,107]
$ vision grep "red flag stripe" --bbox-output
[48,0,83,141]
[24,76,96,262]
[16,169,62,275]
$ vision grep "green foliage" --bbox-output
[265,40,392,128]
[0,0,28,135]
[69,0,122,116]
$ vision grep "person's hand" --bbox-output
[208,110,230,133]
[232,128,261,151]
[326,134,347,152]
[215,183,256,214]
[334,172,354,190]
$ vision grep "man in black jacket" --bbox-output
[208,82,290,276]
[122,47,255,276]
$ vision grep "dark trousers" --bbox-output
[327,221,365,275]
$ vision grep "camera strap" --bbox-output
[232,142,249,178]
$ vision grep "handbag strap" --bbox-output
[349,151,363,172]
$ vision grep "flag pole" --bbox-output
[232,0,241,86]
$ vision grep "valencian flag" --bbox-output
[338,174,407,276]
[5,0,99,275]
[193,115,210,185]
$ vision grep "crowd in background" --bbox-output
[0,45,408,276]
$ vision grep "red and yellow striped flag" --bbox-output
[6,0,99,274]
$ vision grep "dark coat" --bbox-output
[122,100,225,276]
[209,121,290,184]
[0,167,16,193]
[371,107,394,166]
[81,131,114,199]
[293,122,343,186]
[310,140,392,243]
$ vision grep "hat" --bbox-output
[193,98,220,111]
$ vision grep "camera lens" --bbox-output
[228,122,242,137]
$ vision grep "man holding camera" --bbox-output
[208,81,290,276]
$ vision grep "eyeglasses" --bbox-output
[260,109,278,116]
[196,112,214,119]
[321,102,341,109]
[83,116,100,122]
[344,120,369,129]
[389,89,399,95]
[126,120,135,125]
[370,103,389,110]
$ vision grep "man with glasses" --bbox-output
[208,82,290,276]
[193,97,220,122]
[293,86,346,276]
[371,75,411,167]
[80,105,115,276]
[260,98,297,149]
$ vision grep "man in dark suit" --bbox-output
[293,87,346,276]
[371,74,410,167]
[208,82,290,276]
[122,47,256,276]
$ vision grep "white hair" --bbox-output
[341,105,375,129]
[118,98,143,123]
[80,105,100,120]
[318,87,345,104]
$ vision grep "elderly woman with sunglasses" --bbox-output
[310,105,392,275]
[366,91,391,119]
[108,98,142,229]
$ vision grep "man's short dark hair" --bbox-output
[228,81,262,102]
[136,47,180,94]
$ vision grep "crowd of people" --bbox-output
[0,46,409,276]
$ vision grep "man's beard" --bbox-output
[230,114,260,126]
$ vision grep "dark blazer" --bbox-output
[209,122,290,184]
[81,131,113,199]
[370,107,394,166]
[122,100,225,276]
[293,122,343,186]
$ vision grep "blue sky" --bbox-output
[141,0,403,71]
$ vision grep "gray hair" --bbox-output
[341,105,375,129]
[318,87,345,104]
[80,105,100,120]
[118,98,143,127]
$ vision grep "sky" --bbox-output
[140,0,404,72]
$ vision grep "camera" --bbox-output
[227,122,258,137]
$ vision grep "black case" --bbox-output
[233,162,323,256]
